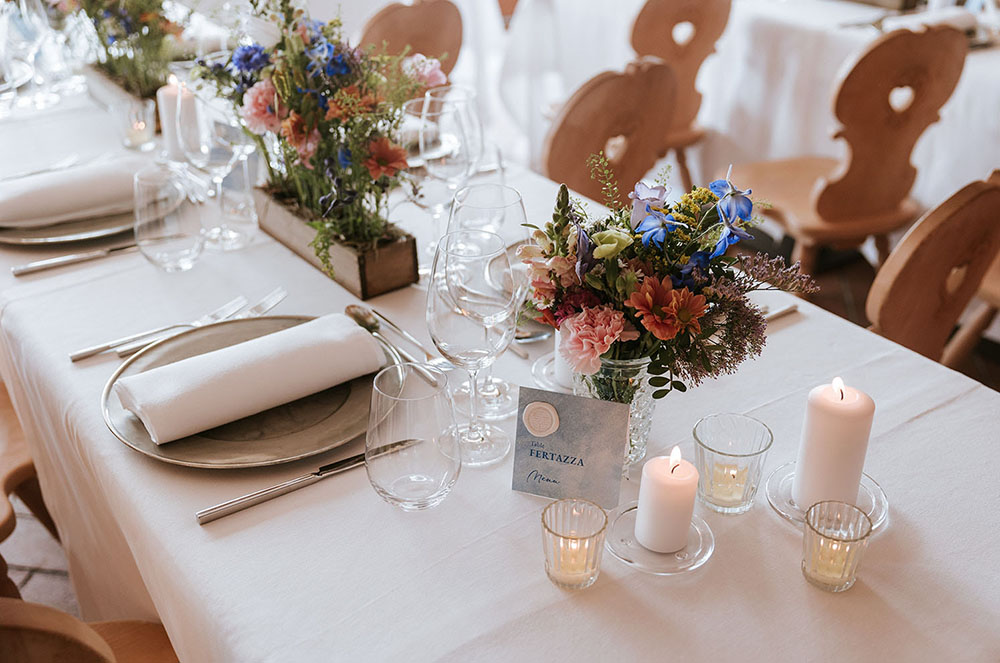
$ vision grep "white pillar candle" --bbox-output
[156,75,193,161]
[792,377,875,510]
[634,446,698,553]
[553,328,575,388]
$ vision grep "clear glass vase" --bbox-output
[572,356,655,468]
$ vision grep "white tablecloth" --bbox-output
[502,0,1000,208]
[2,92,1000,663]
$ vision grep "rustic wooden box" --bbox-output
[253,189,420,300]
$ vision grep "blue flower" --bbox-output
[672,251,710,289]
[708,164,753,224]
[636,205,687,249]
[575,223,598,281]
[232,44,270,73]
[338,147,352,169]
[306,40,350,78]
[710,220,754,259]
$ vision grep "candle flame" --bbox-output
[669,445,682,473]
[168,74,179,86]
[832,376,845,400]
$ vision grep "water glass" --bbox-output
[541,499,607,590]
[133,165,205,272]
[693,413,773,514]
[802,501,873,592]
[365,363,461,511]
[116,99,157,151]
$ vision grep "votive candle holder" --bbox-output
[541,498,607,590]
[693,413,773,514]
[802,500,872,592]
[117,99,157,151]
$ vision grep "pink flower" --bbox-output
[402,54,447,88]
[241,79,286,135]
[559,306,639,375]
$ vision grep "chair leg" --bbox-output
[941,301,999,369]
[674,147,693,193]
[0,553,21,599]
[13,477,59,543]
[792,242,820,278]
[874,234,891,266]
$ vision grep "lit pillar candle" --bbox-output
[792,377,875,509]
[634,446,698,553]
[156,75,193,161]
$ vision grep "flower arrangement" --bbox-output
[193,0,444,273]
[78,0,187,98]
[522,155,817,461]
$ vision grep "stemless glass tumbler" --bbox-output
[365,363,461,511]
[693,413,773,514]
[802,500,873,592]
[541,498,607,590]
[133,165,205,272]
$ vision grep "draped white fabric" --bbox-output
[1,92,999,662]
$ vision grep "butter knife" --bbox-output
[12,243,138,276]
[196,439,418,525]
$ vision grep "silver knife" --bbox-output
[196,439,418,525]
[12,243,139,276]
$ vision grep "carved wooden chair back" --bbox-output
[0,598,117,662]
[360,0,463,75]
[815,26,967,222]
[542,60,676,206]
[866,172,1000,361]
[630,0,731,138]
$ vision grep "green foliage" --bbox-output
[586,152,620,208]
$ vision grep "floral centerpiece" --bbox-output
[521,156,818,465]
[79,0,187,98]
[193,0,446,297]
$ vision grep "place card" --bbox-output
[512,386,629,509]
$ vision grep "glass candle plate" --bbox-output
[604,501,714,575]
[765,461,888,533]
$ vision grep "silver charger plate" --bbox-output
[101,315,392,469]
[0,209,134,245]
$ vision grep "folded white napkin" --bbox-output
[114,314,385,445]
[882,7,978,33]
[0,156,149,228]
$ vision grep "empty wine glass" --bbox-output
[4,0,58,109]
[400,96,476,262]
[425,84,484,170]
[426,230,519,466]
[446,184,530,420]
[133,165,205,272]
[365,362,461,511]
[177,87,253,251]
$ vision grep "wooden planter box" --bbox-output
[253,189,419,300]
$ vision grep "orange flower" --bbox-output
[363,137,408,179]
[324,85,383,122]
[625,276,706,341]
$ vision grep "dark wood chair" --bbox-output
[630,0,731,192]
[542,59,677,206]
[360,0,463,76]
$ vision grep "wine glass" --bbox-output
[133,165,205,272]
[177,87,253,251]
[4,0,59,109]
[426,230,519,467]
[446,184,530,420]
[399,96,476,262]
[425,85,484,170]
[365,362,461,511]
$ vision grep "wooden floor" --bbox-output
[1,247,997,619]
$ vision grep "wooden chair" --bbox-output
[726,27,967,276]
[866,171,1000,363]
[630,0,731,192]
[0,598,178,663]
[541,59,677,207]
[360,0,463,76]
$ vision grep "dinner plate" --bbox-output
[0,208,134,245]
[101,315,395,469]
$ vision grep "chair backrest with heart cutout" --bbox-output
[360,0,463,75]
[629,0,731,139]
[815,26,967,222]
[866,171,1000,361]
[542,60,677,206]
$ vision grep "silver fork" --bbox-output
[69,296,248,362]
[115,287,288,357]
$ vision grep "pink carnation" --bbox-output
[402,54,447,88]
[559,306,640,375]
[241,79,286,135]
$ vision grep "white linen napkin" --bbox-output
[882,8,977,33]
[114,314,385,445]
[0,155,149,228]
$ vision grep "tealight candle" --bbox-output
[801,501,872,592]
[117,99,156,151]
[541,498,607,590]
[792,377,875,510]
[709,463,748,506]
[125,120,153,148]
[634,446,698,553]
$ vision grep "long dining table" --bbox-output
[2,94,999,662]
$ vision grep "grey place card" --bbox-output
[512,386,629,509]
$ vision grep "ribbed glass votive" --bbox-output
[802,501,873,592]
[541,498,607,590]
[693,413,773,514]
